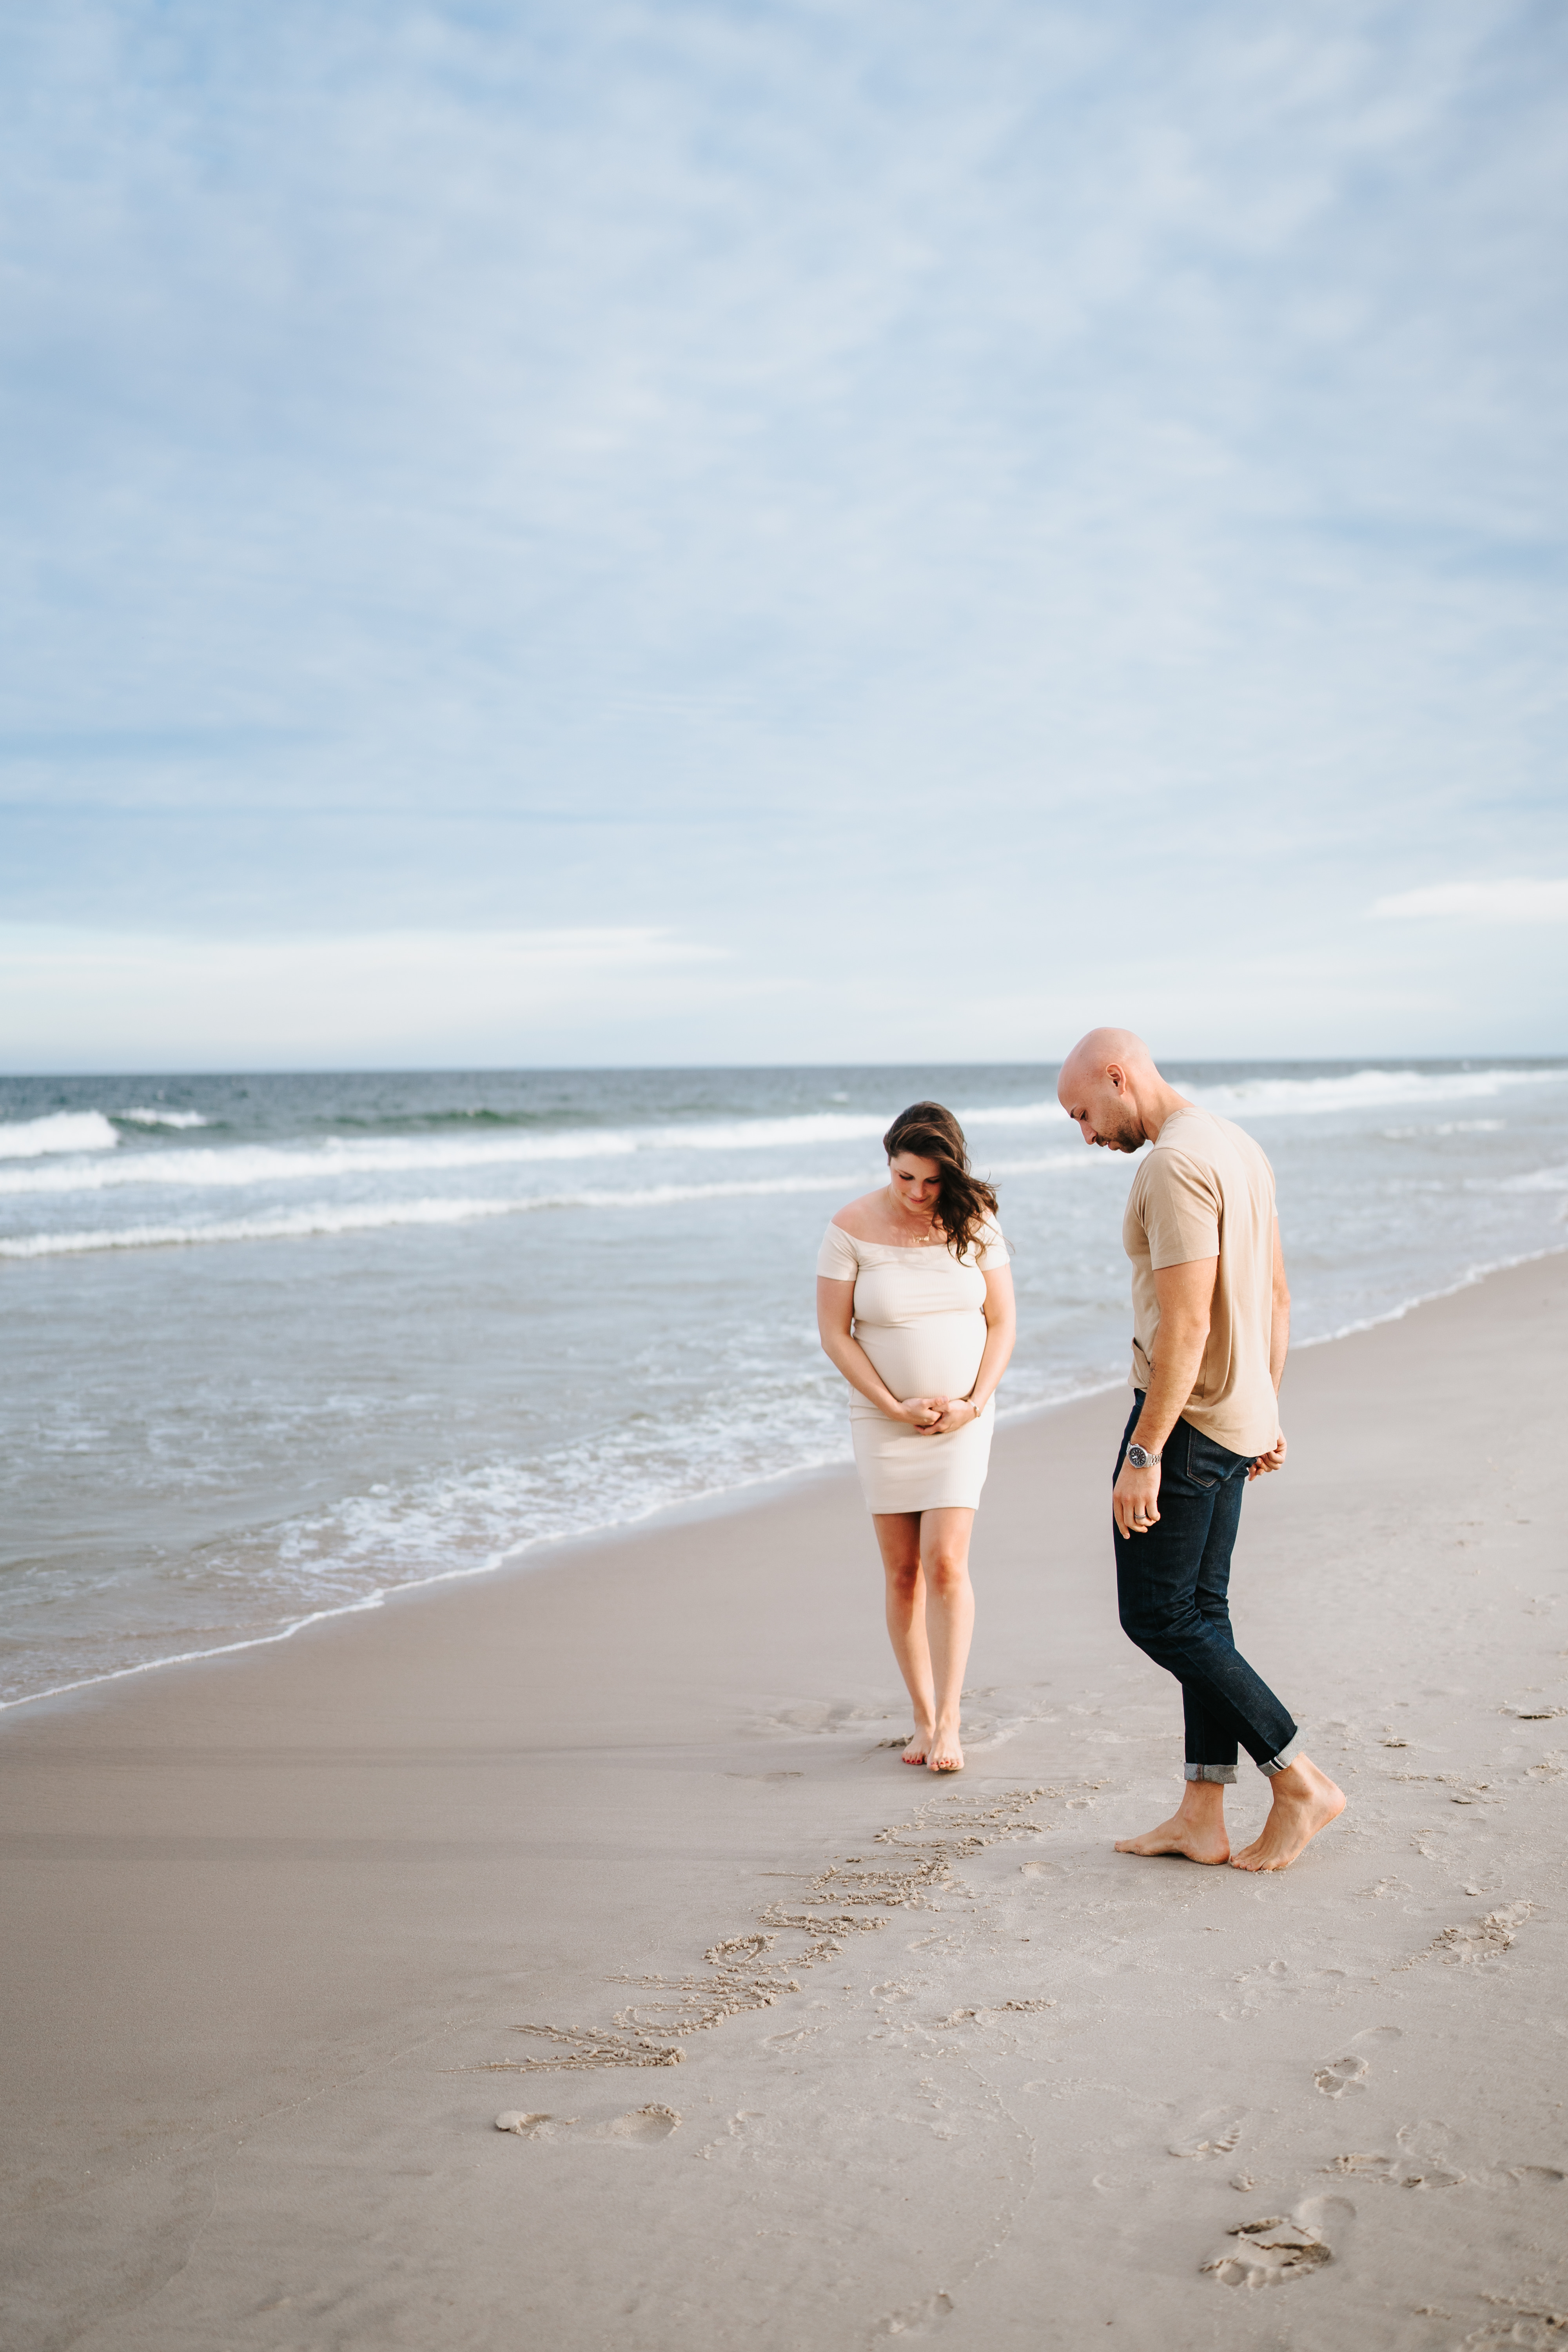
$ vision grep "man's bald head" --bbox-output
[1057,1028,1178,1152]
[1058,1027,1157,1096]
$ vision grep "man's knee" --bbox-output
[1118,1592,1196,1661]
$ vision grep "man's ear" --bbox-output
[1107,1063,1125,1094]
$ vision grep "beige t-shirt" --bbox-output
[1122,1107,1280,1459]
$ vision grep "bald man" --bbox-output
[1058,1030,1344,1871]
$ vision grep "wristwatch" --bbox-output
[1126,1443,1161,1470]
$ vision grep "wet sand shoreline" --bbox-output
[2,1254,1565,2350]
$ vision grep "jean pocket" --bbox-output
[1185,1425,1250,1490]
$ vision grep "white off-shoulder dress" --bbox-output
[817,1218,1008,1513]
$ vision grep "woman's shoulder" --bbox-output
[827,1191,890,1243]
[817,1209,869,1278]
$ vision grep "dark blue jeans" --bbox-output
[1114,1396,1299,1782]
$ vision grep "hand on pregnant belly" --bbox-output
[891,1395,944,1428]
[922,1396,979,1435]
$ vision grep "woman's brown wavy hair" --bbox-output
[882,1102,999,1263]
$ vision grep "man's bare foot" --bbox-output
[927,1726,964,1773]
[1114,1779,1229,1862]
[902,1726,933,1766]
[1114,1810,1230,1864]
[1230,1758,1345,1873]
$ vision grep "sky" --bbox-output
[2,0,1565,1071]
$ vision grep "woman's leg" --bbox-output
[873,1513,936,1762]
[920,1507,976,1773]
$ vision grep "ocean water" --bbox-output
[2,1058,1565,1711]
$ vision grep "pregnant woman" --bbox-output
[817,1102,1016,1773]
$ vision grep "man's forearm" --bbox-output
[1269,1298,1290,1392]
[1132,1323,1209,1452]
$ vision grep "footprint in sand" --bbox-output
[1327,2120,1466,2189]
[1458,2303,1568,2349]
[1327,2152,1466,2189]
[494,2111,577,2139]
[1169,2111,1245,2160]
[1399,1900,1534,1970]
[755,1700,895,1739]
[1397,2119,1456,2161]
[602,2103,682,2141]
[1201,2194,1353,2288]
[875,2289,955,2337]
[494,2103,681,2143]
[1220,1957,1347,2022]
[1314,2056,1370,2098]
[1351,2025,1402,2050]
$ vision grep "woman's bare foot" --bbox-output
[1230,1758,1345,1872]
[927,1725,964,1773]
[1115,1780,1229,1863]
[902,1726,933,1766]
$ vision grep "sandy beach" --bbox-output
[2,1252,1565,2351]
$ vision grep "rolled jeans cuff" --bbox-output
[1258,1731,1303,1778]
[1184,1762,1237,1784]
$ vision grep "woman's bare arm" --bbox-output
[925,1261,1016,1434]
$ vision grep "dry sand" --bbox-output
[2,1254,1565,2352]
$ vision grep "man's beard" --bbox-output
[1102,1117,1147,1152]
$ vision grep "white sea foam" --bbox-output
[1382,1119,1505,1138]
[115,1107,209,1128]
[984,1152,1101,1176]
[0,1172,898,1257]
[1496,1161,1568,1193]
[0,1197,522,1257]
[0,1105,1068,1197]
[1189,1066,1562,1120]
[0,1110,120,1158]
[6,1068,1559,1209]
[1,1067,1558,1200]
[0,1155,1127,1256]
[0,1121,877,1196]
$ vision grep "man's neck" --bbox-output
[1142,1085,1196,1144]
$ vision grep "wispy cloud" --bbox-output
[1371,880,1568,924]
[0,926,725,1069]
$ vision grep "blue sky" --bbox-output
[2,0,1564,1069]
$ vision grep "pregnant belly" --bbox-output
[854,1316,987,1410]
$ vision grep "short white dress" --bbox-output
[817,1218,1008,1513]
